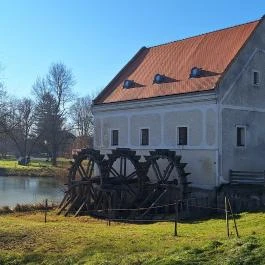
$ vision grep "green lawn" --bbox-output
[0,211,265,264]
[0,158,70,178]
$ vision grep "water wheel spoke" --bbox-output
[124,183,137,196]
[89,184,96,201]
[126,171,137,179]
[123,157,127,178]
[110,166,120,178]
[87,159,95,178]
[163,162,174,182]
[95,192,103,210]
[151,161,163,182]
[120,157,123,177]
[77,164,87,179]
[85,159,91,175]
[117,157,128,178]
[120,191,128,207]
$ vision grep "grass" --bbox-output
[0,158,70,178]
[0,211,265,264]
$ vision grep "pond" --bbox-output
[0,176,66,207]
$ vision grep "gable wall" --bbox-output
[218,19,265,180]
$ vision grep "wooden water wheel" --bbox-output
[102,148,147,212]
[58,148,107,216]
[144,149,190,194]
[58,148,191,220]
[134,149,191,217]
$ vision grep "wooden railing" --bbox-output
[229,170,265,185]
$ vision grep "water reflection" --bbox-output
[0,176,65,207]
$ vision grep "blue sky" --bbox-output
[0,0,264,99]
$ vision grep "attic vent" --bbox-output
[123,79,134,89]
[153,74,165,84]
[190,67,202,78]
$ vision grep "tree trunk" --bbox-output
[51,149,57,166]
[51,157,56,166]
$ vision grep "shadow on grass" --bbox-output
[85,210,246,225]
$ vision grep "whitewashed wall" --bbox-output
[93,93,219,189]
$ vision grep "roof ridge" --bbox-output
[149,18,260,49]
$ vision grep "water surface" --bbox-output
[0,176,65,207]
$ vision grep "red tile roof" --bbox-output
[94,20,260,105]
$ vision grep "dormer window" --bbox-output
[153,74,165,84]
[123,79,134,89]
[190,67,202,78]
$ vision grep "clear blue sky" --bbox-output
[0,0,264,99]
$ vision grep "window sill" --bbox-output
[235,145,246,149]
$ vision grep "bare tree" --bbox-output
[47,62,75,111]
[0,87,7,130]
[0,64,7,125]
[32,77,49,99]
[0,67,37,161]
[0,88,14,137]
[70,95,94,137]
[0,133,9,158]
[1,98,36,163]
[0,87,9,157]
[33,62,75,111]
[33,62,75,165]
[16,98,36,159]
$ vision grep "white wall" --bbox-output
[93,93,219,189]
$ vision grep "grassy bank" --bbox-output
[0,211,265,265]
[0,158,70,178]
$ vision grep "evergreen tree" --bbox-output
[34,92,64,165]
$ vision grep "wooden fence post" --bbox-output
[227,197,239,238]
[225,196,229,237]
[174,201,179,237]
[44,199,48,223]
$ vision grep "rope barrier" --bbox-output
[96,202,179,212]
[54,198,229,215]
[2,198,230,215]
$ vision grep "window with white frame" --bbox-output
[140,128,149,146]
[111,129,119,146]
[236,126,246,147]
[253,70,260,86]
[177,126,188,145]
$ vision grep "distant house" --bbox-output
[92,17,265,195]
[71,135,93,156]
